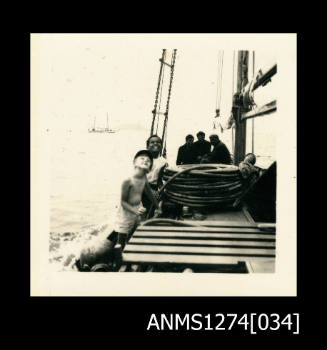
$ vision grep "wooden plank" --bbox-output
[246,259,275,273]
[182,220,276,228]
[242,205,255,223]
[257,223,276,231]
[137,226,275,234]
[129,237,275,247]
[241,100,276,121]
[143,220,259,228]
[245,261,254,273]
[123,253,274,265]
[204,210,250,223]
[133,231,276,241]
[124,244,275,256]
[252,64,277,91]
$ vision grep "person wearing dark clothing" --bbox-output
[239,153,259,179]
[176,134,197,165]
[204,134,232,164]
[193,131,211,163]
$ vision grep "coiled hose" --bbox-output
[162,164,244,208]
[148,164,244,216]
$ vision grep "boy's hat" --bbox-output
[134,150,153,170]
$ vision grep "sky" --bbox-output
[32,33,278,162]
[35,34,227,132]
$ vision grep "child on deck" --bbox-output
[107,150,159,252]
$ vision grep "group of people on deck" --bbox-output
[106,133,233,263]
[76,132,259,271]
[107,132,234,250]
[108,132,258,252]
[176,131,232,165]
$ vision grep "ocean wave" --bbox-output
[49,222,113,271]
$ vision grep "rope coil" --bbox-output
[161,164,244,208]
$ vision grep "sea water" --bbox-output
[49,128,154,271]
[48,127,274,271]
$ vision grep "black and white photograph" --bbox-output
[30,33,296,296]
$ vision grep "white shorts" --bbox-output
[113,204,141,235]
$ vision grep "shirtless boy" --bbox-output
[107,150,159,251]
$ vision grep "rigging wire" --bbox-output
[220,52,224,108]
[151,49,166,136]
[155,56,166,134]
[231,50,236,155]
[215,53,220,109]
[213,51,224,131]
[162,49,177,157]
[232,50,235,100]
[252,51,255,153]
[215,51,224,111]
[216,51,224,133]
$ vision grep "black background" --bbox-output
[21,30,308,340]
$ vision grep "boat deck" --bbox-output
[122,208,276,273]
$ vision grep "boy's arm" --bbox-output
[144,180,159,209]
[121,179,139,215]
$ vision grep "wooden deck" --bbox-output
[122,209,276,273]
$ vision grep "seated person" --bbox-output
[176,134,197,165]
[202,134,232,164]
[193,131,211,163]
[239,153,259,179]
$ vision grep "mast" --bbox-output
[233,50,249,165]
[106,113,109,131]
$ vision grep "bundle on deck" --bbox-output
[162,164,244,208]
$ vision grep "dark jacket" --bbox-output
[193,140,211,159]
[176,144,197,165]
[207,141,232,164]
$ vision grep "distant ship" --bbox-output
[88,113,115,133]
